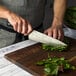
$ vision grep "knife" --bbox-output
[28,30,67,47]
[5,22,67,47]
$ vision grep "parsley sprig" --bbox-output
[42,37,69,52]
[36,55,76,76]
[42,44,67,52]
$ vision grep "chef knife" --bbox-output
[5,22,67,47]
[28,30,67,47]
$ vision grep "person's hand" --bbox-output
[7,11,32,35]
[44,23,64,41]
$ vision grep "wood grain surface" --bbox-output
[5,38,76,76]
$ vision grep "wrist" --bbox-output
[4,10,11,20]
[0,6,11,19]
[52,16,63,26]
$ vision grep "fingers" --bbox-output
[12,21,18,31]
[27,22,32,34]
[8,13,32,35]
[44,28,64,41]
[44,29,58,39]
[17,19,32,35]
[21,19,28,34]
[44,30,53,37]
[21,20,32,35]
[58,30,64,41]
[53,28,58,39]
[58,30,61,40]
[17,18,22,33]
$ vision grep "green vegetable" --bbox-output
[42,37,68,52]
[36,55,76,76]
[64,6,76,29]
[68,6,76,11]
[42,44,67,52]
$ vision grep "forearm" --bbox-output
[0,6,10,19]
[53,0,67,25]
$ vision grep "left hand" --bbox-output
[44,24,64,41]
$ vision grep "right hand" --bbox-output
[7,11,32,35]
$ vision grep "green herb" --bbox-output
[64,6,76,29]
[36,55,76,76]
[42,37,69,52]
[42,44,67,52]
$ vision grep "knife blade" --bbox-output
[28,30,67,47]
